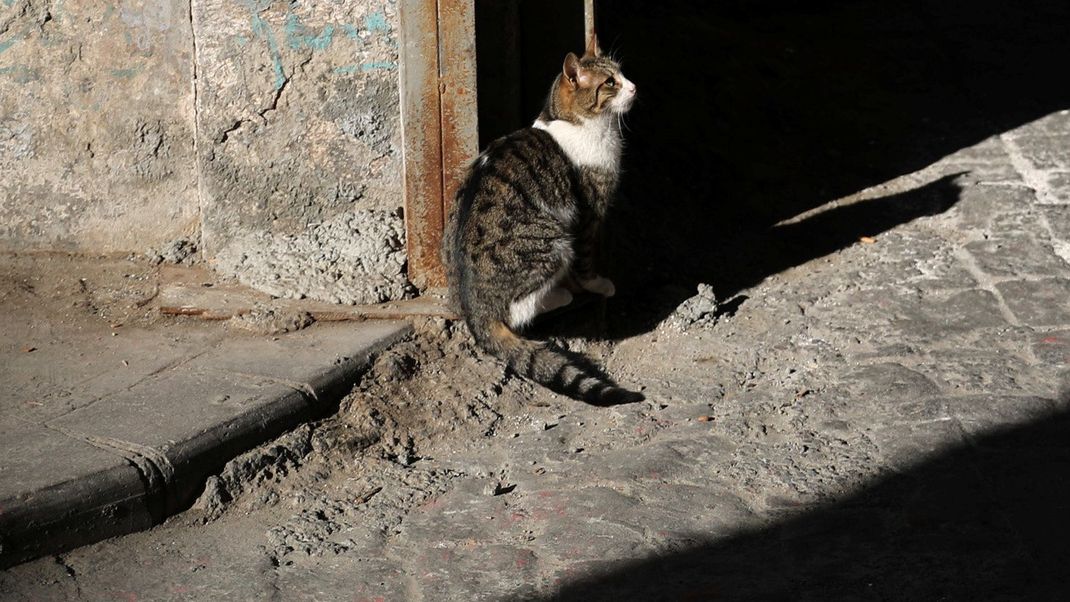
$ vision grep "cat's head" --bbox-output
[550,35,636,122]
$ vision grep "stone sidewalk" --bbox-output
[0,310,409,568]
[366,113,1070,599]
[1,112,1069,598]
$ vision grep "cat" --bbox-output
[442,36,643,405]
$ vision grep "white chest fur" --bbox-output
[533,117,621,171]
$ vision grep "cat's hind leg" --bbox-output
[573,221,615,297]
[503,224,574,330]
[509,269,569,329]
[579,276,615,297]
[536,286,573,315]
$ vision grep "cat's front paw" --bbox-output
[581,276,616,297]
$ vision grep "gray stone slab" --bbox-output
[892,289,1010,337]
[939,395,1057,435]
[273,557,410,602]
[45,368,302,450]
[1010,134,1070,171]
[996,278,1070,327]
[35,514,281,601]
[988,207,1052,236]
[0,0,197,252]
[1042,205,1070,240]
[2,321,410,566]
[916,350,1041,397]
[1031,330,1070,366]
[398,478,514,544]
[836,230,979,291]
[2,326,221,422]
[938,137,1021,183]
[953,184,1036,230]
[0,419,131,512]
[867,419,969,472]
[842,362,941,400]
[45,367,312,513]
[1040,172,1070,205]
[966,235,1070,279]
[410,543,541,602]
[47,322,409,512]
[0,420,153,568]
[187,321,411,399]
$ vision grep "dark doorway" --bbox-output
[475,0,1070,340]
[474,0,585,148]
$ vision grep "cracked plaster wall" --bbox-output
[0,0,407,304]
[0,0,199,251]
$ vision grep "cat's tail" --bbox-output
[468,317,645,406]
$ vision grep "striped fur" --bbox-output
[443,43,642,405]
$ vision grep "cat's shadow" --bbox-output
[532,173,964,341]
[487,0,1069,344]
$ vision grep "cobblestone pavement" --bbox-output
[3,113,1070,600]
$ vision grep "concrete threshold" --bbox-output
[0,321,411,568]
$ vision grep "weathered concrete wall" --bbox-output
[0,0,199,252]
[195,0,406,304]
[1,0,407,305]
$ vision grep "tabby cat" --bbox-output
[443,36,643,405]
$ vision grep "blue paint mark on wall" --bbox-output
[251,15,286,90]
[0,38,17,56]
[0,64,37,83]
[361,61,396,71]
[110,68,139,79]
[364,12,389,32]
[342,23,363,42]
[334,61,397,75]
[2,0,14,7]
[285,14,335,51]
[240,5,395,91]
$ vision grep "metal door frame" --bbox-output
[398,0,596,291]
[398,0,478,290]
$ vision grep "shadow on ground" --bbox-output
[544,402,1070,601]
[535,174,963,339]
[480,0,1070,339]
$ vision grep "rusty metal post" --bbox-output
[399,0,445,290]
[399,0,478,291]
[438,0,479,219]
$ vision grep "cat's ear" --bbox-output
[583,34,602,59]
[563,52,581,87]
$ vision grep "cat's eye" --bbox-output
[603,79,616,88]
